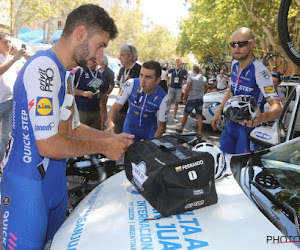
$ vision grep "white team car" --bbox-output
[50,138,300,249]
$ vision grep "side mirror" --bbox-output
[250,122,280,148]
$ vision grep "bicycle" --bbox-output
[253,48,288,75]
[278,0,300,67]
[200,54,232,74]
[66,154,123,215]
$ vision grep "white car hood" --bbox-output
[51,171,298,250]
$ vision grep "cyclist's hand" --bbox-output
[106,126,115,133]
[103,139,127,161]
[242,109,262,128]
[211,113,221,131]
[116,133,135,147]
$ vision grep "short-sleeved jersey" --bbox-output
[117,63,141,115]
[186,73,207,100]
[168,67,188,89]
[74,67,103,111]
[230,59,278,110]
[101,66,115,93]
[2,49,80,180]
[116,78,169,141]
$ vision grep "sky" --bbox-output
[142,0,189,36]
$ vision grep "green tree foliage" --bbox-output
[178,0,299,73]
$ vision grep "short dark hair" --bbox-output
[193,64,200,73]
[272,72,282,84]
[142,60,162,78]
[62,4,118,40]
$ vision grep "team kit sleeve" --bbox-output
[157,95,170,122]
[115,78,134,105]
[255,64,279,101]
[23,56,62,140]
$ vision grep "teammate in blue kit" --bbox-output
[108,60,170,142]
[211,27,282,154]
[1,5,134,250]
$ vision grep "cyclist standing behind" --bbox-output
[211,27,281,154]
[108,61,170,142]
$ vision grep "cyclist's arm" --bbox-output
[154,121,167,137]
[36,129,134,161]
[107,102,123,133]
[211,88,232,130]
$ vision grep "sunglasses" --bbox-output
[229,39,253,48]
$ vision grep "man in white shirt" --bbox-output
[0,32,26,161]
[216,68,229,91]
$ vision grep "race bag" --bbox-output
[124,135,218,217]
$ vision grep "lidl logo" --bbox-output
[264,86,275,94]
[175,166,182,172]
[36,97,53,116]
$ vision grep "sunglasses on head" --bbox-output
[229,39,253,48]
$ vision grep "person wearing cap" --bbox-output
[99,54,115,130]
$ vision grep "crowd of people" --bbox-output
[0,3,285,249]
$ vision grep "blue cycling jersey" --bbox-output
[116,78,169,142]
[220,59,278,154]
[1,50,79,249]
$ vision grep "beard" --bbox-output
[74,39,91,67]
[233,51,250,61]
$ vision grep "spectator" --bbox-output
[166,58,188,123]
[0,32,26,162]
[211,27,281,154]
[0,5,134,249]
[159,66,168,93]
[108,60,170,142]
[216,68,229,91]
[116,44,141,133]
[272,72,286,105]
[99,54,115,130]
[74,58,103,130]
[176,65,207,141]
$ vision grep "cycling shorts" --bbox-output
[219,121,257,154]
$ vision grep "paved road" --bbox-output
[0,86,220,249]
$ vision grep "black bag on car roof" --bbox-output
[124,134,218,217]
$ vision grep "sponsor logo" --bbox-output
[2,196,10,206]
[143,114,149,118]
[36,97,53,116]
[28,99,34,111]
[153,96,158,102]
[132,161,148,190]
[260,70,271,79]
[181,160,204,171]
[254,131,271,140]
[39,68,54,92]
[185,200,205,209]
[34,122,55,131]
[134,111,139,115]
[12,101,16,130]
[2,211,9,246]
[118,88,124,96]
[21,109,32,163]
[193,189,204,196]
[264,86,275,94]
